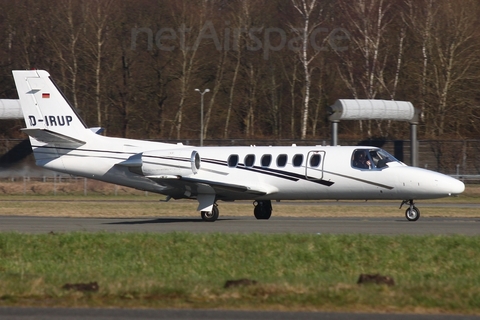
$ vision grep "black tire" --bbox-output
[405,206,420,221]
[201,205,219,222]
[253,201,272,220]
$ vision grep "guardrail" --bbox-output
[0,175,149,196]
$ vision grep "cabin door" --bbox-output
[305,150,325,180]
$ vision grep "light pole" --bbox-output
[195,88,210,146]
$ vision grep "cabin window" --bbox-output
[293,154,304,167]
[261,154,272,167]
[228,154,239,168]
[277,154,288,167]
[244,154,255,167]
[309,154,321,167]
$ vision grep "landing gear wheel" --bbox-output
[253,200,272,220]
[201,205,219,222]
[405,206,420,221]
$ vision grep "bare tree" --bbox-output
[335,0,398,137]
[403,0,436,133]
[2,0,480,141]
[405,0,480,137]
[279,56,300,138]
[44,0,84,111]
[168,0,209,139]
[83,0,115,128]
[222,0,252,139]
[289,0,324,139]
[428,1,480,136]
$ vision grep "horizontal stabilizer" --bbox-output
[89,127,105,134]
[22,128,85,146]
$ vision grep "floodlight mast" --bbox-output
[195,88,210,146]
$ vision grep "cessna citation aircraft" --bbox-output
[12,70,465,222]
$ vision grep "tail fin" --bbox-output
[12,70,88,144]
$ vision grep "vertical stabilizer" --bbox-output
[13,70,91,169]
[12,70,88,142]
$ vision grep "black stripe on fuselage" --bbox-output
[323,170,394,190]
[200,158,335,187]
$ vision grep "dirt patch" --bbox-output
[224,279,258,289]
[62,282,99,292]
[357,274,395,286]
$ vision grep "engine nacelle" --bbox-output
[141,148,200,177]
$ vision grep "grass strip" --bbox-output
[0,196,479,218]
[0,232,479,314]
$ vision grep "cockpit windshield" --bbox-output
[351,148,400,170]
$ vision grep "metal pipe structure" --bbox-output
[0,99,22,119]
[327,99,420,166]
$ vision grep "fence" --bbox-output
[1,138,479,182]
[0,175,152,196]
[171,138,480,178]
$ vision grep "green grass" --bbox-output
[0,232,480,313]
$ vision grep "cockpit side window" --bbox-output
[369,150,381,168]
[352,149,373,170]
[371,149,399,168]
[352,148,398,170]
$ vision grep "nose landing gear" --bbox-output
[400,199,420,221]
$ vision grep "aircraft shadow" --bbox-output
[105,217,237,225]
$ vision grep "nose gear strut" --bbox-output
[400,199,420,221]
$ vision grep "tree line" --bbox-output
[0,0,479,142]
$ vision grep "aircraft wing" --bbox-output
[180,177,269,195]
[146,175,275,199]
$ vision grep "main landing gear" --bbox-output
[200,201,273,222]
[201,204,219,222]
[400,199,420,221]
[253,200,272,220]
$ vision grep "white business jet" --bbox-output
[12,70,464,222]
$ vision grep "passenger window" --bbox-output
[277,154,287,167]
[228,154,239,168]
[310,154,321,167]
[261,154,272,167]
[244,154,255,167]
[293,154,303,167]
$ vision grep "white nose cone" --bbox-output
[448,178,465,196]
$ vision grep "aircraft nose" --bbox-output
[448,177,465,196]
